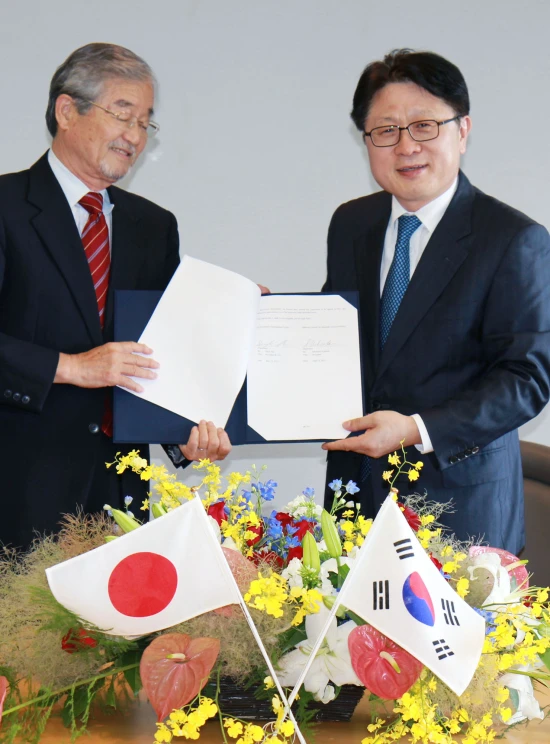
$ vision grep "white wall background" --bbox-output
[2,0,549,507]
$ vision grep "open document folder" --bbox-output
[113,256,364,444]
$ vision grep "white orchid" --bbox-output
[276,605,361,703]
[282,557,304,588]
[499,669,545,724]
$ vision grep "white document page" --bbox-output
[130,255,260,426]
[246,294,363,440]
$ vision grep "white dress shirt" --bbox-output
[380,178,458,454]
[47,148,114,242]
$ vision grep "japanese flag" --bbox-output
[337,496,485,696]
[46,497,241,637]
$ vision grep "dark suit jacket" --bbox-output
[0,153,180,549]
[323,172,550,554]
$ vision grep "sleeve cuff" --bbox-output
[411,414,434,454]
[163,444,191,469]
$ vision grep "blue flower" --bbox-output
[473,607,497,635]
[345,480,360,495]
[241,490,253,501]
[302,487,315,497]
[265,515,283,541]
[328,479,343,492]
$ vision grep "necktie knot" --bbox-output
[79,192,104,216]
[397,213,422,241]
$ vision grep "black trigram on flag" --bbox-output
[441,598,460,626]
[393,538,414,560]
[373,580,390,610]
[433,638,454,660]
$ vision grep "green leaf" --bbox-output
[119,650,143,695]
[277,626,308,654]
[539,648,550,672]
[337,563,350,588]
[105,678,117,709]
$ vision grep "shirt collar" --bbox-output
[389,176,458,234]
[47,148,113,215]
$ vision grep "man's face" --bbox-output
[55,77,154,190]
[363,81,471,211]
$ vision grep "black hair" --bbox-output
[350,48,470,131]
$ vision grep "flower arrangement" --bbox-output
[0,446,549,744]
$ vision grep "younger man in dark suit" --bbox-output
[322,50,550,553]
[0,43,231,550]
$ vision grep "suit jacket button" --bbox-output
[12,392,21,402]
[464,448,472,456]
[449,455,458,464]
[88,423,100,434]
[4,389,12,398]
[21,395,30,404]
[471,446,479,454]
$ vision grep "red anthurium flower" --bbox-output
[0,675,8,724]
[140,633,220,721]
[398,503,421,532]
[207,500,226,526]
[348,624,423,700]
[61,627,98,654]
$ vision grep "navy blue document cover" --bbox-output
[113,290,362,444]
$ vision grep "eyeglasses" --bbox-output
[363,116,460,147]
[85,100,160,137]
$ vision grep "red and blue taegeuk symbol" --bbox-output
[402,572,435,626]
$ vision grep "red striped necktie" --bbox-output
[79,192,110,328]
[79,192,113,436]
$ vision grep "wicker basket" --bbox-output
[215,677,364,722]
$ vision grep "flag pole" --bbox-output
[199,498,307,744]
[286,497,393,707]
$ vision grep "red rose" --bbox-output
[207,500,227,526]
[430,555,443,572]
[398,503,421,532]
[61,628,98,654]
[246,523,264,546]
[274,512,294,530]
[293,519,314,541]
[287,546,304,562]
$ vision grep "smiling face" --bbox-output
[363,82,471,211]
[52,77,154,191]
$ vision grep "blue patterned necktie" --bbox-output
[360,214,422,487]
[379,214,422,350]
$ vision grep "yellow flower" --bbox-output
[407,468,420,482]
[382,470,394,481]
[154,723,173,743]
[388,453,401,466]
[456,577,470,598]
[414,461,424,469]
[500,707,512,722]
[224,718,244,738]
[278,720,294,737]
[264,675,275,689]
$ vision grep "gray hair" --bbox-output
[46,42,155,137]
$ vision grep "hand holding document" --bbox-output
[120,256,363,442]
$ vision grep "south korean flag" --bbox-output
[337,496,485,696]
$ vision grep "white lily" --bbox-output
[282,557,304,588]
[276,604,361,703]
[499,669,544,724]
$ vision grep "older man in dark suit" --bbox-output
[323,50,550,554]
[0,43,231,550]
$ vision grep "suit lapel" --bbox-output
[355,197,391,394]
[28,153,103,346]
[103,187,143,336]
[376,172,475,379]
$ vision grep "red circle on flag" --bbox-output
[108,552,178,617]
